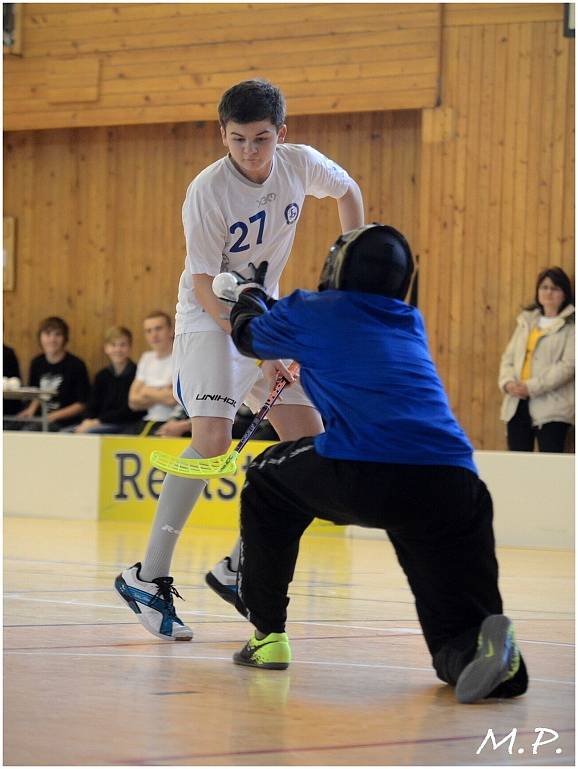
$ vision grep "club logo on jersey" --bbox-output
[256,192,277,207]
[284,203,300,224]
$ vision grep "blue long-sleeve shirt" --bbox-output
[248,289,476,474]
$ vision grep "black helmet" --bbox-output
[318,224,414,299]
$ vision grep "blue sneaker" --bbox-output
[205,556,238,606]
[115,562,193,641]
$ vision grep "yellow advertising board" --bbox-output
[99,436,340,533]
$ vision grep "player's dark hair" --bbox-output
[37,316,69,345]
[218,80,286,129]
[525,266,574,314]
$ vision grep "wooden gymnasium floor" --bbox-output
[4,517,575,766]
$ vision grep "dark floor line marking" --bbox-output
[4,622,141,628]
[5,591,573,621]
[119,727,576,764]
[2,632,421,652]
[152,690,201,696]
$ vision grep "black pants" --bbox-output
[507,399,570,452]
[235,437,527,695]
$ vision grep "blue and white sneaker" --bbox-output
[205,557,238,606]
[115,562,193,641]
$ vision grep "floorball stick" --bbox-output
[150,361,299,479]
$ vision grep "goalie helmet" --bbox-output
[318,224,414,299]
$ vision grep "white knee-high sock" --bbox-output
[140,446,206,581]
[228,538,241,571]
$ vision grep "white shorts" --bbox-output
[172,331,316,420]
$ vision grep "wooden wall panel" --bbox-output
[3,218,16,291]
[3,4,573,451]
[419,16,574,449]
[4,3,440,130]
[3,113,421,381]
[444,3,563,26]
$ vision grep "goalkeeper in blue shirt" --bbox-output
[219,224,528,705]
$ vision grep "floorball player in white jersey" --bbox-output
[115,79,364,641]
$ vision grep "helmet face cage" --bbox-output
[318,224,413,298]
[318,225,377,292]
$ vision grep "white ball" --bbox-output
[7,377,20,390]
[212,272,239,299]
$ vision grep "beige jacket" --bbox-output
[498,305,575,426]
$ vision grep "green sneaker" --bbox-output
[455,615,521,704]
[233,632,291,670]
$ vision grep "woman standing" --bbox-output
[499,267,575,452]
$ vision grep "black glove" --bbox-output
[228,263,277,358]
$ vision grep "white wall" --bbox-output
[348,450,575,550]
[3,433,574,549]
[3,432,100,520]
[476,450,574,549]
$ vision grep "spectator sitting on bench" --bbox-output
[18,316,90,431]
[124,310,179,436]
[74,326,145,434]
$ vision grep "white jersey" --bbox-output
[135,350,175,422]
[175,143,351,334]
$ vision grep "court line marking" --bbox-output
[4,594,574,645]
[2,594,422,634]
[3,633,423,652]
[2,555,416,581]
[3,649,574,685]
[3,620,242,628]
[115,727,576,764]
[4,588,134,594]
[0,649,446,673]
[3,631,574,649]
[4,587,574,619]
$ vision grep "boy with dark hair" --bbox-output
[18,316,90,431]
[216,224,528,705]
[115,79,364,641]
[218,79,286,128]
[75,326,144,434]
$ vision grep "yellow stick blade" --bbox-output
[150,450,239,479]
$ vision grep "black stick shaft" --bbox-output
[232,361,299,455]
[233,373,291,455]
